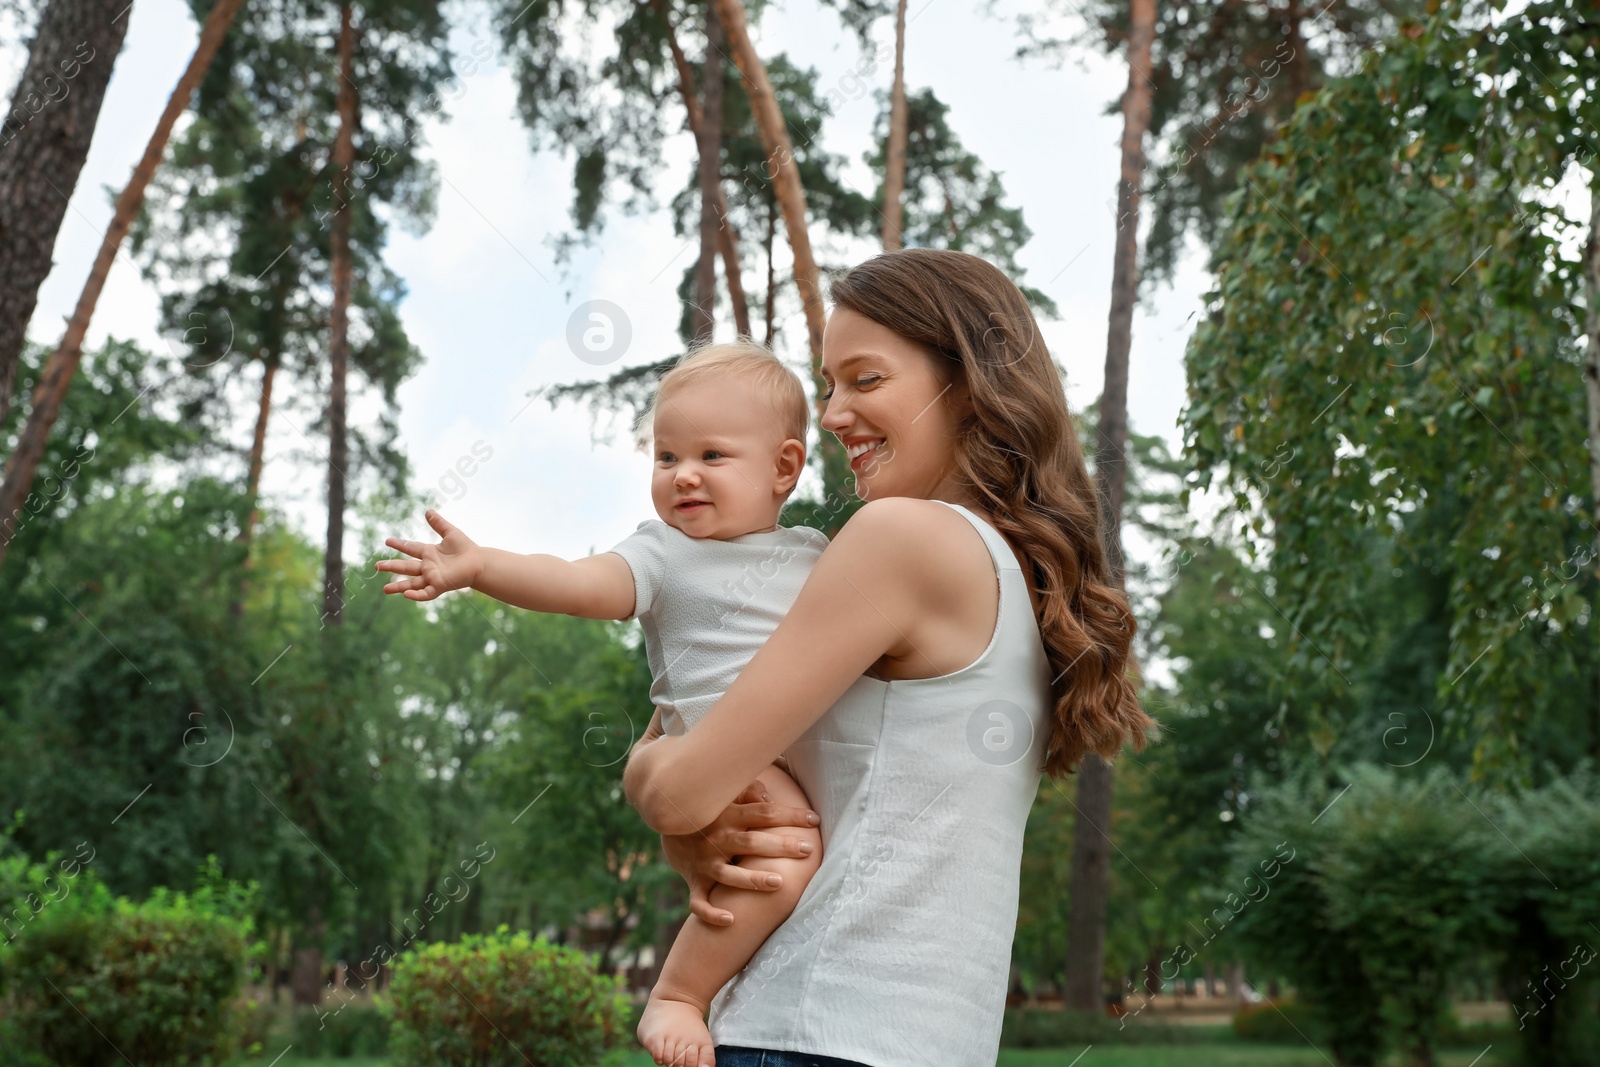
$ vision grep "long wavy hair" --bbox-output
[828,247,1154,777]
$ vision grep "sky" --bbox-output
[2,0,1213,580]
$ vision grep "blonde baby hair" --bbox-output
[644,340,811,448]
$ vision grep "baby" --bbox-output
[376,341,827,1067]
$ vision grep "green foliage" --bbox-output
[1036,0,1420,286]
[863,87,1057,317]
[385,927,632,1067]
[0,857,260,1067]
[1229,763,1600,1066]
[1231,998,1321,1043]
[289,1002,391,1056]
[1182,0,1598,782]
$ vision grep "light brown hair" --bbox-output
[828,247,1153,777]
[644,340,810,450]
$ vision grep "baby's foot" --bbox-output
[637,994,715,1067]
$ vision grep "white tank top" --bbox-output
[707,500,1053,1067]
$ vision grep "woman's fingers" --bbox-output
[727,829,814,861]
[711,861,781,893]
[734,780,767,805]
[738,801,821,830]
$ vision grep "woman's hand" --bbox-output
[660,779,820,926]
[376,509,482,600]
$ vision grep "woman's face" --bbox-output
[820,306,971,503]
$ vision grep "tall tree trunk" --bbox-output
[764,202,776,347]
[708,0,845,491]
[0,0,132,427]
[691,2,725,344]
[880,0,909,252]
[1584,177,1600,756]
[0,0,250,574]
[654,0,751,338]
[231,351,279,617]
[291,908,326,1007]
[1062,0,1154,1014]
[1586,178,1600,598]
[321,4,356,628]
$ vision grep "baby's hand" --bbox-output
[376,509,482,600]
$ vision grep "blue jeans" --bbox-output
[713,1046,874,1067]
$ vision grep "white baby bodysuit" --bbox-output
[605,519,830,736]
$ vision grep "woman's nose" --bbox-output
[820,393,848,435]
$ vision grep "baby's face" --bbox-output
[650,378,794,538]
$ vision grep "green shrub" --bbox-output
[1232,997,1323,1043]
[385,926,631,1067]
[1488,769,1600,1067]
[1226,771,1386,1067]
[1001,1007,1228,1046]
[1229,763,1600,1067]
[0,856,260,1067]
[289,1000,391,1057]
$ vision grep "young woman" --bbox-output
[623,247,1154,1067]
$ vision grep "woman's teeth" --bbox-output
[847,440,883,460]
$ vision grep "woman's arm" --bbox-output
[623,497,935,834]
[627,711,820,924]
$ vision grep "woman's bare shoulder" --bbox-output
[831,498,995,593]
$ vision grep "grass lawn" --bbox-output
[998,1048,1505,1066]
[232,1046,1510,1067]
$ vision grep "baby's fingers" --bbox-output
[384,536,429,558]
[687,883,733,926]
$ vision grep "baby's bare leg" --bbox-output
[636,763,822,1067]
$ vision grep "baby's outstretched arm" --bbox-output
[377,508,636,620]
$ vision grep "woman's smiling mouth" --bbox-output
[845,438,885,469]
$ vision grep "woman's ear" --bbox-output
[774,438,806,494]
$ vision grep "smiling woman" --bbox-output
[624,247,1154,1067]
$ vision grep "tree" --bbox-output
[1183,0,1599,780]
[1021,0,1418,286]
[711,0,842,488]
[0,0,249,573]
[1062,0,1156,1012]
[0,0,133,426]
[880,0,907,251]
[862,87,1058,317]
[322,3,358,628]
[655,0,753,337]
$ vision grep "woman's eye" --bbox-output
[856,375,880,389]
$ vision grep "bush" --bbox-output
[1229,763,1600,1067]
[1226,771,1386,1067]
[289,1001,391,1056]
[385,926,632,1067]
[0,856,260,1067]
[1001,1008,1228,1046]
[1232,997,1322,1043]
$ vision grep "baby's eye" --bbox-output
[703,450,724,461]
[657,452,676,463]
